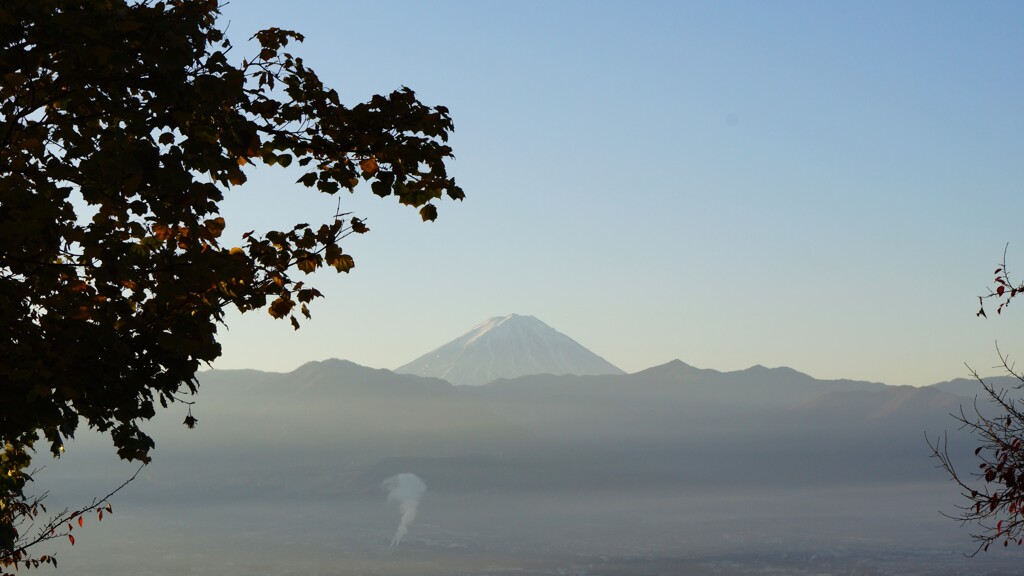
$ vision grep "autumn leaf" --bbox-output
[204,217,226,239]
[327,253,354,273]
[268,297,294,318]
[359,157,379,177]
[295,253,319,273]
[152,223,173,241]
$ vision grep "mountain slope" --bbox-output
[395,314,624,385]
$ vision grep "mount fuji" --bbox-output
[395,314,624,385]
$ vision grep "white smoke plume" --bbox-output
[382,473,426,547]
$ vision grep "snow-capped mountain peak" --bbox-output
[395,314,623,385]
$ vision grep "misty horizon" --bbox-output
[30,348,1022,575]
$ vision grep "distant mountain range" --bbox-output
[46,315,1003,506]
[33,315,1014,565]
[96,357,991,500]
[395,314,624,385]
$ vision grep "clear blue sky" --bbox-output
[207,1,1024,386]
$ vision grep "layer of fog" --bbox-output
[24,361,1023,574]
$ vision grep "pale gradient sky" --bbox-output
[206,1,1024,386]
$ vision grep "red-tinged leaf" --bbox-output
[976,446,984,455]
[68,534,74,546]
[998,520,1003,535]
[996,268,1003,274]
[67,523,72,531]
[998,285,1006,296]
[98,510,103,521]
[78,516,83,527]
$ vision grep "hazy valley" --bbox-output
[31,316,1024,574]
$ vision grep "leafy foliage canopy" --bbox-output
[0,0,463,566]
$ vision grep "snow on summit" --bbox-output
[395,314,624,385]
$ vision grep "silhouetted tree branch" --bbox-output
[930,347,1024,555]
[0,464,143,574]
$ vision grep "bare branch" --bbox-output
[932,348,1024,554]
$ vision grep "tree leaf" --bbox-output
[359,157,378,176]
